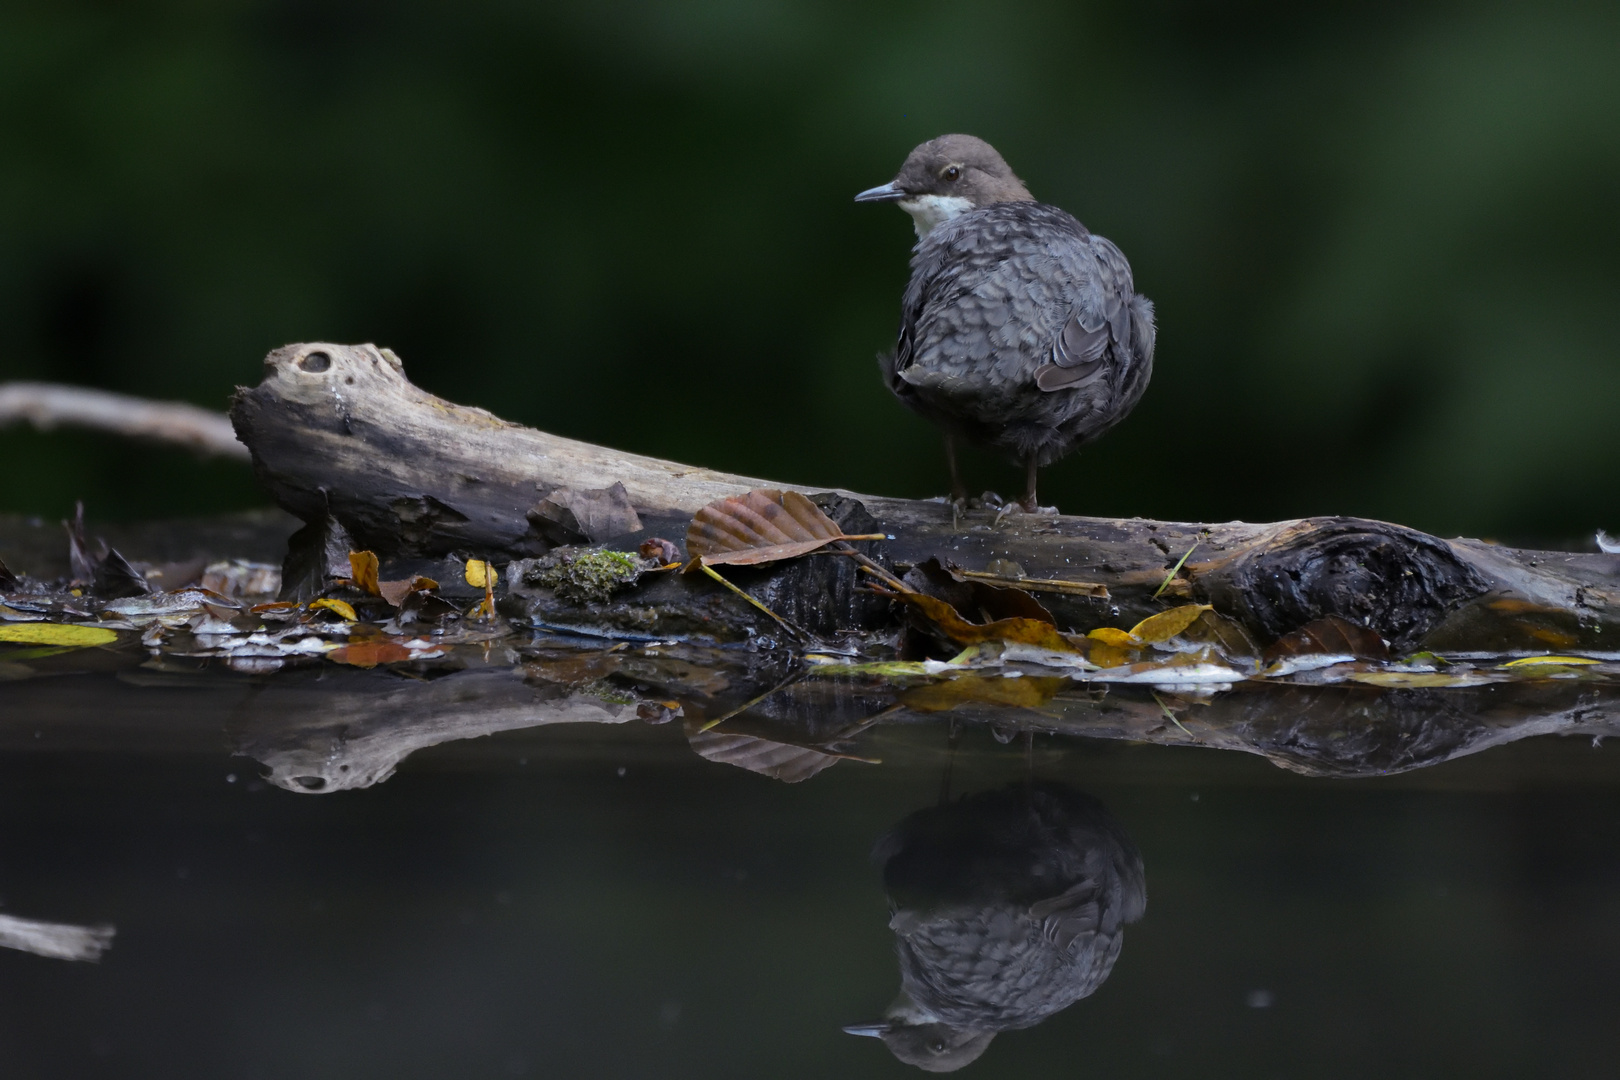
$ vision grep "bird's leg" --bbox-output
[1021,457,1040,513]
[945,434,969,503]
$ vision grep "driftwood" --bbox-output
[230,342,1620,652]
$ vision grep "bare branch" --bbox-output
[0,381,248,461]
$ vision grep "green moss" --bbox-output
[533,549,642,604]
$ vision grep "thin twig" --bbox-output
[696,562,809,641]
[0,382,248,460]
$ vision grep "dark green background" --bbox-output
[3,1,1617,540]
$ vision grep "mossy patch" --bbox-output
[527,548,643,604]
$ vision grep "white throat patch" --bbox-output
[899,195,975,239]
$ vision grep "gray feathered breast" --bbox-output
[885,202,1155,466]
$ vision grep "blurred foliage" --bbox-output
[1,0,1617,539]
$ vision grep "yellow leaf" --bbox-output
[309,598,357,621]
[0,623,119,647]
[465,559,497,588]
[1500,655,1600,668]
[348,550,381,596]
[1086,627,1138,647]
[1128,604,1214,645]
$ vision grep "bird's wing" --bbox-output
[1034,233,1142,393]
[1027,880,1102,952]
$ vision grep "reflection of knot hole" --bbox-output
[1233,520,1487,649]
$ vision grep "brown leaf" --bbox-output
[900,673,1067,712]
[896,590,1081,654]
[685,489,879,570]
[348,550,380,596]
[328,640,416,668]
[377,575,439,608]
[528,482,644,545]
[1264,615,1389,662]
[1178,610,1261,658]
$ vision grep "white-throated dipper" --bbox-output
[856,135,1156,511]
[844,783,1146,1072]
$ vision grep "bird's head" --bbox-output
[844,1019,997,1073]
[855,134,1034,239]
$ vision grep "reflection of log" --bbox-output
[229,666,639,793]
[230,343,1620,651]
[877,680,1620,779]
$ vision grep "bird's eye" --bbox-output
[930,1041,947,1053]
[942,165,961,182]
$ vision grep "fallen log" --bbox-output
[229,342,1620,652]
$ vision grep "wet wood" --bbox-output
[230,342,1620,651]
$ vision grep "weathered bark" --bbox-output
[230,342,1620,652]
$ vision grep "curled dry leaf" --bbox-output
[684,489,882,569]
[377,576,439,608]
[1129,604,1215,645]
[897,590,1080,654]
[308,598,358,622]
[639,538,680,565]
[1263,615,1389,662]
[348,551,381,596]
[1085,604,1215,649]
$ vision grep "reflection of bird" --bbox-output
[845,783,1145,1072]
[856,135,1155,511]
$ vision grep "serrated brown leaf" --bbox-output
[1264,615,1389,662]
[685,725,842,783]
[685,489,880,570]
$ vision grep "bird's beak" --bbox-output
[854,181,907,203]
[843,1023,891,1038]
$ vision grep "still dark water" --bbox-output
[4,665,1620,1079]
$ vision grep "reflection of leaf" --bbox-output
[900,674,1067,712]
[348,550,380,596]
[309,598,357,621]
[1500,655,1600,668]
[685,725,843,783]
[1264,616,1388,662]
[1347,671,1494,688]
[897,590,1080,653]
[329,641,416,668]
[684,489,882,568]
[0,623,119,647]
